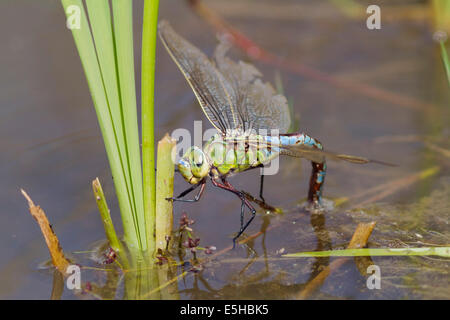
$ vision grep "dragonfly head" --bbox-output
[178,146,210,184]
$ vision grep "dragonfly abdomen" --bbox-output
[276,133,322,149]
[204,134,279,177]
[204,132,327,205]
[276,133,327,205]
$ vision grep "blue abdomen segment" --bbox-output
[276,133,327,205]
[265,133,322,149]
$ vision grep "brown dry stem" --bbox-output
[21,189,70,274]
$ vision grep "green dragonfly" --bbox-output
[159,21,390,245]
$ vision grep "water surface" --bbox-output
[0,0,448,299]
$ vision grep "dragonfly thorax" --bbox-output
[178,146,211,184]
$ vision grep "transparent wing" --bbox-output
[245,139,395,166]
[214,36,291,134]
[158,21,240,134]
[280,144,373,164]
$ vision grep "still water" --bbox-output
[0,0,448,299]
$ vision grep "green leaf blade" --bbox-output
[282,247,450,258]
[142,0,160,256]
[61,0,140,250]
[111,0,146,251]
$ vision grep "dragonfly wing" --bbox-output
[280,144,396,166]
[158,21,240,133]
[246,139,394,165]
[214,36,291,134]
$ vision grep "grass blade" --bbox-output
[111,0,146,250]
[85,0,142,249]
[142,0,160,255]
[283,247,450,258]
[61,0,139,248]
[440,41,450,87]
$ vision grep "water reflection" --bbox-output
[307,212,332,283]
[46,203,340,300]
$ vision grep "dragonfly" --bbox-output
[159,21,391,245]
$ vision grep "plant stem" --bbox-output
[21,189,71,274]
[440,41,450,87]
[92,178,124,255]
[432,0,450,34]
[142,0,160,256]
[155,134,176,251]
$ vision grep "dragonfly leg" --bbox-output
[233,199,256,248]
[259,174,266,203]
[211,178,256,247]
[166,180,206,203]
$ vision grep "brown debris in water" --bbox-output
[21,189,70,274]
[296,221,377,299]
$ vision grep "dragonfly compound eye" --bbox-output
[188,147,209,179]
[177,159,193,181]
[193,151,203,166]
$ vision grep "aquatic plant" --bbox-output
[439,39,450,86]
[432,0,450,35]
[61,0,170,257]
[283,247,450,258]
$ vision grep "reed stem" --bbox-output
[92,178,124,255]
[155,134,176,251]
[142,0,160,256]
[439,41,450,86]
[61,0,141,249]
